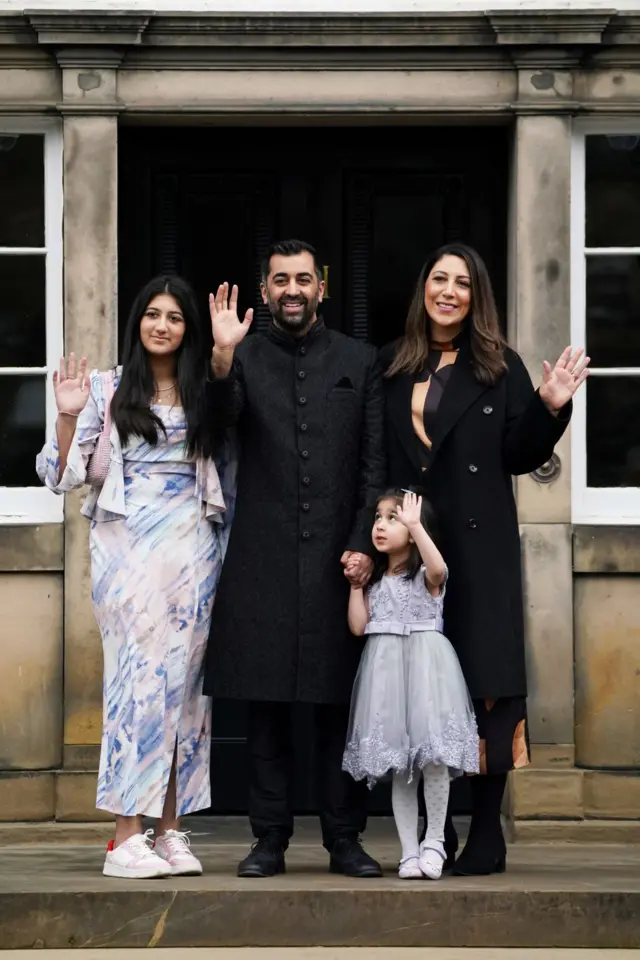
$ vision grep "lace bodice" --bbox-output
[364,566,447,636]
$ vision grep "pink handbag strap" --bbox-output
[103,370,115,432]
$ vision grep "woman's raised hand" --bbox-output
[539,347,590,412]
[53,354,89,417]
[209,283,254,352]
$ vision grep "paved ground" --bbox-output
[1,952,638,959]
[0,820,637,949]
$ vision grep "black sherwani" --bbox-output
[204,320,385,846]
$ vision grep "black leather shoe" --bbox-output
[237,836,286,878]
[452,848,506,876]
[329,838,383,878]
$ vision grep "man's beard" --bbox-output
[268,293,319,334]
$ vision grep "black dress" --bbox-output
[382,333,570,774]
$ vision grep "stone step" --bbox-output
[0,823,637,950]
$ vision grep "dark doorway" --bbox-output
[118,124,508,815]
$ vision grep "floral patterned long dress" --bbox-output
[37,368,236,817]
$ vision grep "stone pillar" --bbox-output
[58,52,119,816]
[507,107,578,820]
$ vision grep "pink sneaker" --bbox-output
[103,829,171,879]
[154,829,203,876]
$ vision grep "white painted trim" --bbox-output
[0,119,63,525]
[571,120,640,525]
[0,248,47,256]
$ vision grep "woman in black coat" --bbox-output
[381,243,589,875]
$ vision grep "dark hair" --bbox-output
[386,242,507,385]
[111,275,213,458]
[370,487,440,586]
[260,239,323,284]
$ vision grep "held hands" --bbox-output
[539,347,590,413]
[396,491,422,532]
[341,551,374,589]
[53,354,89,417]
[209,283,253,353]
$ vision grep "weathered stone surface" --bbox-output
[510,819,640,844]
[510,113,571,525]
[0,836,638,949]
[529,744,575,769]
[55,772,112,822]
[573,526,640,574]
[62,113,117,751]
[520,524,574,745]
[0,574,63,771]
[575,576,640,769]
[0,525,64,572]
[0,772,55,822]
[0,773,55,822]
[584,772,640,821]
[62,744,101,771]
[509,769,584,820]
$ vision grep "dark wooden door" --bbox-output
[118,125,508,814]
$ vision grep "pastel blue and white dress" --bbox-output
[37,368,236,817]
[342,566,479,787]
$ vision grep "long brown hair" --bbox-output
[385,243,507,385]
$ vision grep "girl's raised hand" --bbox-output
[396,491,422,531]
[53,354,89,417]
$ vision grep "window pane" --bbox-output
[0,255,46,366]
[587,376,640,487]
[0,135,44,248]
[0,376,45,487]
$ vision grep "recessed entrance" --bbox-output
[118,123,509,815]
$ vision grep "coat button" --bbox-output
[302,476,310,485]
[302,503,310,512]
[301,450,309,458]
[299,397,307,405]
[302,530,310,539]
[469,464,478,473]
[483,405,493,415]
[298,371,306,380]
[300,423,308,432]
[300,346,307,356]
[468,518,477,529]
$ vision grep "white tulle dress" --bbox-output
[342,566,479,787]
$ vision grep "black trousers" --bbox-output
[247,700,368,850]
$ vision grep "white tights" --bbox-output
[391,764,450,861]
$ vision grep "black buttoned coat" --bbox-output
[204,321,386,704]
[382,338,570,701]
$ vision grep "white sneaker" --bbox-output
[419,839,446,880]
[103,829,172,879]
[398,855,423,879]
[154,829,203,877]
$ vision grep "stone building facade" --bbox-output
[0,2,639,833]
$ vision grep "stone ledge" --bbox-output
[509,768,584,820]
[510,818,640,844]
[0,772,55,822]
[0,525,63,572]
[584,771,640,820]
[55,772,112,823]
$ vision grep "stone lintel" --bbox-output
[26,13,150,47]
[0,13,35,45]
[574,524,640,573]
[488,11,615,47]
[55,47,124,70]
[603,14,640,46]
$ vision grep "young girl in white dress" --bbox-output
[342,489,479,880]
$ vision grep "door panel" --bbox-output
[118,125,507,815]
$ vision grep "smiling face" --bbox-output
[424,253,472,342]
[261,251,324,336]
[139,293,186,357]
[372,497,411,556]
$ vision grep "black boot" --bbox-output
[329,837,383,878]
[453,773,507,876]
[237,835,287,878]
[419,810,458,870]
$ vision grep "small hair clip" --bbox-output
[400,488,413,495]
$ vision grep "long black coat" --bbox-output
[204,321,385,704]
[382,338,570,701]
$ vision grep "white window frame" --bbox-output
[571,117,640,524]
[0,118,63,524]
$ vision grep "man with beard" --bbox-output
[204,239,385,878]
